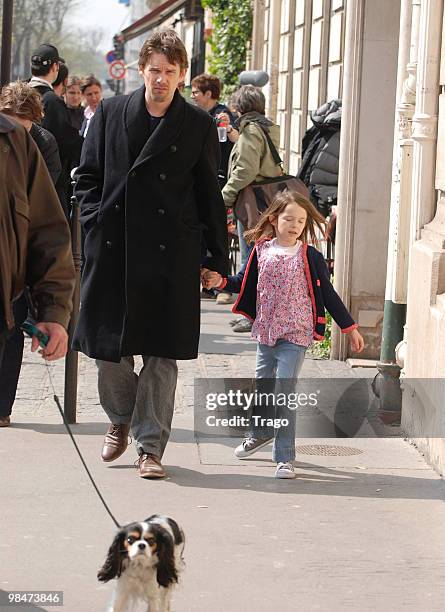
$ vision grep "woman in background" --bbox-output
[222,85,282,333]
[80,75,102,137]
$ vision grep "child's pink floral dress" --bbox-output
[251,239,314,347]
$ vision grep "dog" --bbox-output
[98,515,184,612]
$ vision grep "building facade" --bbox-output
[254,0,445,473]
[250,0,347,173]
[120,0,205,93]
[396,0,445,475]
[252,0,400,359]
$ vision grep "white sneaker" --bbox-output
[275,462,296,479]
[234,437,273,458]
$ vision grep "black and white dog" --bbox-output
[98,515,184,612]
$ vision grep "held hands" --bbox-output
[348,328,365,353]
[201,268,223,290]
[32,322,69,361]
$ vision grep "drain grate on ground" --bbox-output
[296,444,363,456]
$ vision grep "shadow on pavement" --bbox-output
[168,465,445,499]
[103,464,445,500]
[7,424,224,441]
[8,422,106,435]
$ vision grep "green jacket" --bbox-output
[222,113,282,207]
[0,113,75,330]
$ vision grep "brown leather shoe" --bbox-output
[101,423,130,462]
[0,416,10,427]
[137,453,166,479]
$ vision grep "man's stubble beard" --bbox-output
[148,88,171,104]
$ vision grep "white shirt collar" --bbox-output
[30,76,53,90]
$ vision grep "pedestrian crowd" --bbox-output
[0,29,363,481]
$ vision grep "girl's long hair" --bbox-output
[244,190,327,247]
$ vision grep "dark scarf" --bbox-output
[236,111,274,133]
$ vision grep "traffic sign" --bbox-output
[105,50,116,64]
[109,60,126,80]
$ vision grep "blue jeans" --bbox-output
[251,340,306,462]
[237,220,251,266]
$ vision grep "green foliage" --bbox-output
[308,312,332,360]
[201,0,252,96]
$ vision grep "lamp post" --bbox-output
[1,0,14,86]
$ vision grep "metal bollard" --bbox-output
[64,194,81,423]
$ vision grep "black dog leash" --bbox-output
[49,382,121,529]
[23,324,121,529]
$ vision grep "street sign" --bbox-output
[109,60,126,80]
[105,50,116,64]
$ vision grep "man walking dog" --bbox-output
[73,30,228,479]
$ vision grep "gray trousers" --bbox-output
[96,356,178,458]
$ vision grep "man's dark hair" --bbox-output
[191,74,221,101]
[139,29,188,71]
[31,62,55,77]
[52,63,68,87]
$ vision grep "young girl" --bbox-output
[203,191,364,479]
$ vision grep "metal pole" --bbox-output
[64,195,81,424]
[1,0,14,86]
[373,0,414,421]
[374,302,405,424]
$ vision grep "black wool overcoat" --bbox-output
[73,87,229,362]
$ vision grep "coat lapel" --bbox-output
[126,88,186,171]
[125,86,151,162]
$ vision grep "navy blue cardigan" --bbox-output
[218,240,357,341]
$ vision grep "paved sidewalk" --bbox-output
[1,301,445,611]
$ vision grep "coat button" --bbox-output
[114,204,121,212]
[130,170,137,178]
[106,240,112,248]
[170,145,177,153]
[157,208,165,215]
[159,173,166,181]
[159,244,166,251]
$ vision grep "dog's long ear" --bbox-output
[97,529,125,582]
[154,528,178,588]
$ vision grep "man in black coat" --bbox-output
[29,44,83,216]
[73,30,229,479]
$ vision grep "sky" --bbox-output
[70,0,131,52]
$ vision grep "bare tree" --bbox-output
[61,26,107,78]
[11,0,80,78]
